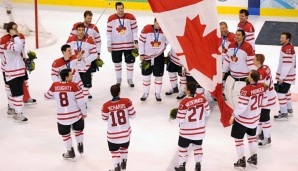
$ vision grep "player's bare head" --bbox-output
[236,29,245,42]
[76,23,85,38]
[220,21,228,35]
[186,82,197,95]
[254,54,265,65]
[6,21,17,33]
[249,70,260,83]
[116,2,124,16]
[280,32,291,44]
[154,18,160,29]
[110,84,120,97]
[60,68,72,82]
[239,9,249,23]
[61,44,72,57]
[84,10,93,25]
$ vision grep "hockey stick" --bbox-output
[92,1,112,28]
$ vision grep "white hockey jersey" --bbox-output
[0,34,26,81]
[223,41,256,78]
[233,83,267,129]
[101,98,136,144]
[139,24,167,60]
[44,82,87,125]
[276,43,296,85]
[176,94,210,140]
[66,35,97,73]
[169,48,181,66]
[51,56,86,88]
[106,13,138,51]
[70,22,101,54]
[237,21,255,50]
[221,32,235,63]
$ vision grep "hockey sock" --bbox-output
[256,123,262,136]
[168,72,177,89]
[277,93,287,113]
[178,147,188,165]
[82,87,89,102]
[62,133,73,150]
[179,76,186,93]
[111,150,121,167]
[286,91,293,110]
[120,147,128,160]
[262,121,272,139]
[235,138,245,159]
[193,144,203,163]
[247,135,257,155]
[5,84,13,109]
[74,130,84,143]
[143,75,151,94]
[12,95,24,113]
[126,63,134,80]
[155,76,163,94]
[114,63,122,80]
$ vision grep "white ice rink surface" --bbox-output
[0,4,298,171]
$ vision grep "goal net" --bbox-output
[0,0,57,48]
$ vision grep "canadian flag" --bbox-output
[149,0,233,127]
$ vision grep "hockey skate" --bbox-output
[7,105,15,117]
[63,147,75,159]
[109,163,121,171]
[288,109,293,117]
[247,154,257,168]
[258,137,271,147]
[274,113,288,120]
[88,93,92,100]
[140,93,148,101]
[120,159,127,170]
[13,113,28,122]
[116,78,122,86]
[234,157,246,170]
[127,79,134,88]
[24,97,37,105]
[176,92,186,100]
[165,87,179,95]
[195,162,201,171]
[174,162,186,171]
[155,93,162,102]
[77,142,83,154]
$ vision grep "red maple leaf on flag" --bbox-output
[176,15,220,80]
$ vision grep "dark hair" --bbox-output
[186,82,197,95]
[61,44,71,53]
[250,70,260,83]
[239,9,249,16]
[154,18,157,23]
[60,68,71,81]
[236,29,246,37]
[76,23,85,30]
[255,54,265,65]
[281,32,291,40]
[219,21,227,27]
[110,84,120,97]
[84,10,93,18]
[115,2,124,9]
[6,21,17,33]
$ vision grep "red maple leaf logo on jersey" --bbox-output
[74,49,85,55]
[176,16,220,80]
[116,26,127,33]
[150,41,161,47]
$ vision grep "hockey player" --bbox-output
[229,70,267,169]
[174,82,210,171]
[101,84,136,171]
[139,18,168,102]
[220,21,235,63]
[223,29,256,109]
[107,2,138,87]
[69,10,101,99]
[165,48,187,100]
[274,32,296,119]
[44,69,87,159]
[51,44,86,88]
[67,23,97,102]
[237,9,255,50]
[254,54,276,146]
[0,21,29,121]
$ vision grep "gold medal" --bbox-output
[231,56,238,62]
[154,42,159,47]
[222,48,226,53]
[120,29,125,35]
